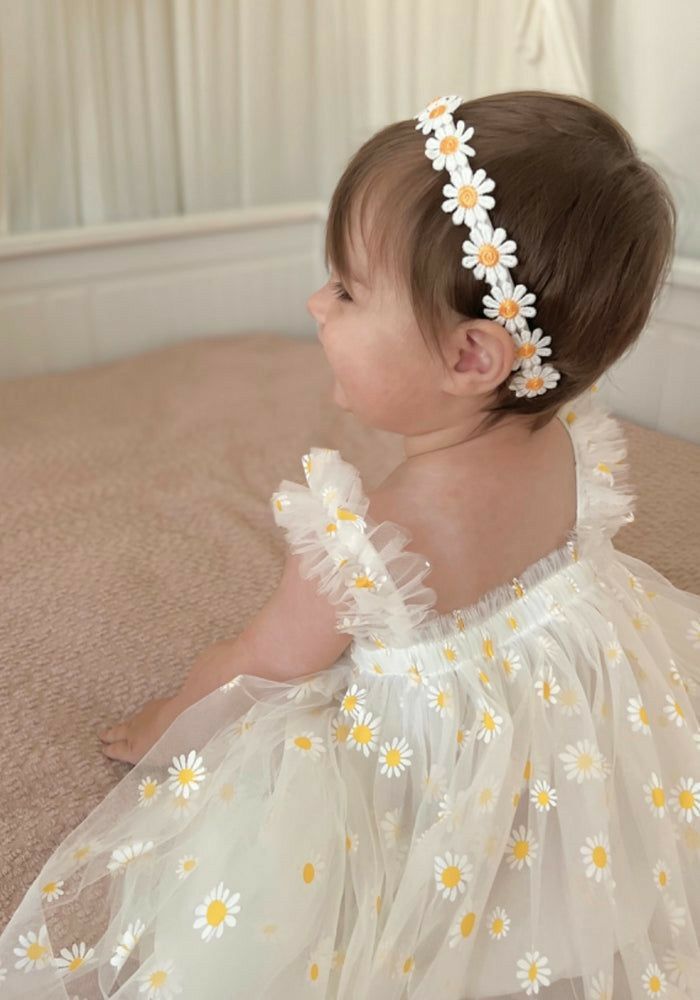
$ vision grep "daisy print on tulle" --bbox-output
[12,924,51,972]
[286,678,326,703]
[176,855,199,880]
[434,852,473,901]
[138,775,162,807]
[510,364,560,399]
[558,739,606,783]
[515,950,551,995]
[39,879,65,902]
[425,119,475,172]
[301,854,327,885]
[661,946,691,992]
[438,789,470,832]
[487,905,511,940]
[461,222,516,284]
[448,906,477,947]
[138,957,183,998]
[380,808,403,850]
[168,750,207,799]
[442,164,495,227]
[427,683,453,718]
[662,895,687,938]
[627,696,652,734]
[500,650,522,683]
[643,772,667,818]
[483,281,536,334]
[505,825,539,871]
[285,731,327,760]
[477,776,500,813]
[652,859,671,892]
[663,693,687,728]
[511,328,552,371]
[559,686,582,716]
[580,832,614,884]
[330,715,350,746]
[351,566,385,592]
[534,665,560,706]
[52,940,96,974]
[110,918,146,971]
[107,840,155,875]
[378,736,413,778]
[589,970,614,999]
[476,697,504,743]
[641,962,667,997]
[530,779,558,813]
[340,683,367,718]
[193,882,241,941]
[424,763,449,801]
[669,777,700,823]
[305,937,335,985]
[347,709,382,756]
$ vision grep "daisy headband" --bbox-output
[414,94,561,398]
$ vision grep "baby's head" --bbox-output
[307,90,676,440]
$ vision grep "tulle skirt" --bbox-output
[1,549,700,999]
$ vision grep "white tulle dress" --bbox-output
[1,388,700,1000]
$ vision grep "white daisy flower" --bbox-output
[40,879,65,902]
[589,970,614,999]
[516,950,552,995]
[414,94,462,135]
[52,940,96,974]
[448,905,478,947]
[662,894,686,937]
[511,328,552,371]
[434,851,472,901]
[301,854,326,885]
[631,611,651,631]
[477,776,499,814]
[378,736,413,777]
[175,855,199,880]
[13,924,51,972]
[627,696,651,734]
[641,961,667,996]
[530,779,558,812]
[442,164,496,227]
[425,119,475,172]
[559,687,582,716]
[476,697,504,743]
[500,650,523,683]
[270,491,291,514]
[393,950,417,977]
[285,679,326,703]
[487,905,511,940]
[193,881,241,941]
[330,714,351,746]
[285,731,327,760]
[406,662,426,686]
[168,750,207,798]
[380,808,403,849]
[687,619,700,648]
[663,694,686,728]
[661,946,689,991]
[138,776,162,807]
[604,639,624,665]
[461,222,517,284]
[138,957,183,998]
[534,665,560,706]
[505,825,538,871]
[509,363,561,398]
[107,840,155,875]
[350,566,386,592]
[643,772,667,818]
[483,281,536,334]
[305,936,335,984]
[347,709,381,756]
[427,683,453,718]
[669,776,700,823]
[345,830,359,853]
[652,859,671,892]
[580,832,613,884]
[110,918,146,971]
[558,739,606,783]
[438,788,470,832]
[340,683,367,718]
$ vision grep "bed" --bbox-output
[1,331,698,924]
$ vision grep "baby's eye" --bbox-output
[330,281,353,303]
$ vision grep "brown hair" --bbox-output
[324,90,677,432]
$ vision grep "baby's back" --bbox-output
[371,415,577,616]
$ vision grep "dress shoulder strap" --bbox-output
[556,385,637,553]
[270,447,438,647]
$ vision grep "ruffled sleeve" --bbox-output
[270,447,438,647]
[557,385,637,553]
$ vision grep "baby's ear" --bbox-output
[447,319,516,393]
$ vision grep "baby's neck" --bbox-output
[402,412,536,464]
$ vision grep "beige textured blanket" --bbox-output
[1,332,698,925]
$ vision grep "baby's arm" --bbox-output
[175,549,353,706]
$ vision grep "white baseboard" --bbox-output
[0,206,698,442]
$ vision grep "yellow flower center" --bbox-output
[352,724,372,744]
[458,185,478,208]
[499,298,519,320]
[460,912,476,937]
[27,942,46,960]
[439,136,459,155]
[441,865,461,888]
[207,900,228,926]
[429,104,447,119]
[592,846,607,868]
[527,376,544,391]
[492,917,503,934]
[343,695,357,712]
[150,971,168,987]
[303,862,316,883]
[518,343,537,359]
[385,749,402,767]
[310,962,320,981]
[295,735,312,751]
[483,712,495,731]
[679,789,696,811]
[478,244,500,268]
[639,706,649,725]
[179,768,195,786]
[652,786,665,807]
[514,839,529,860]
